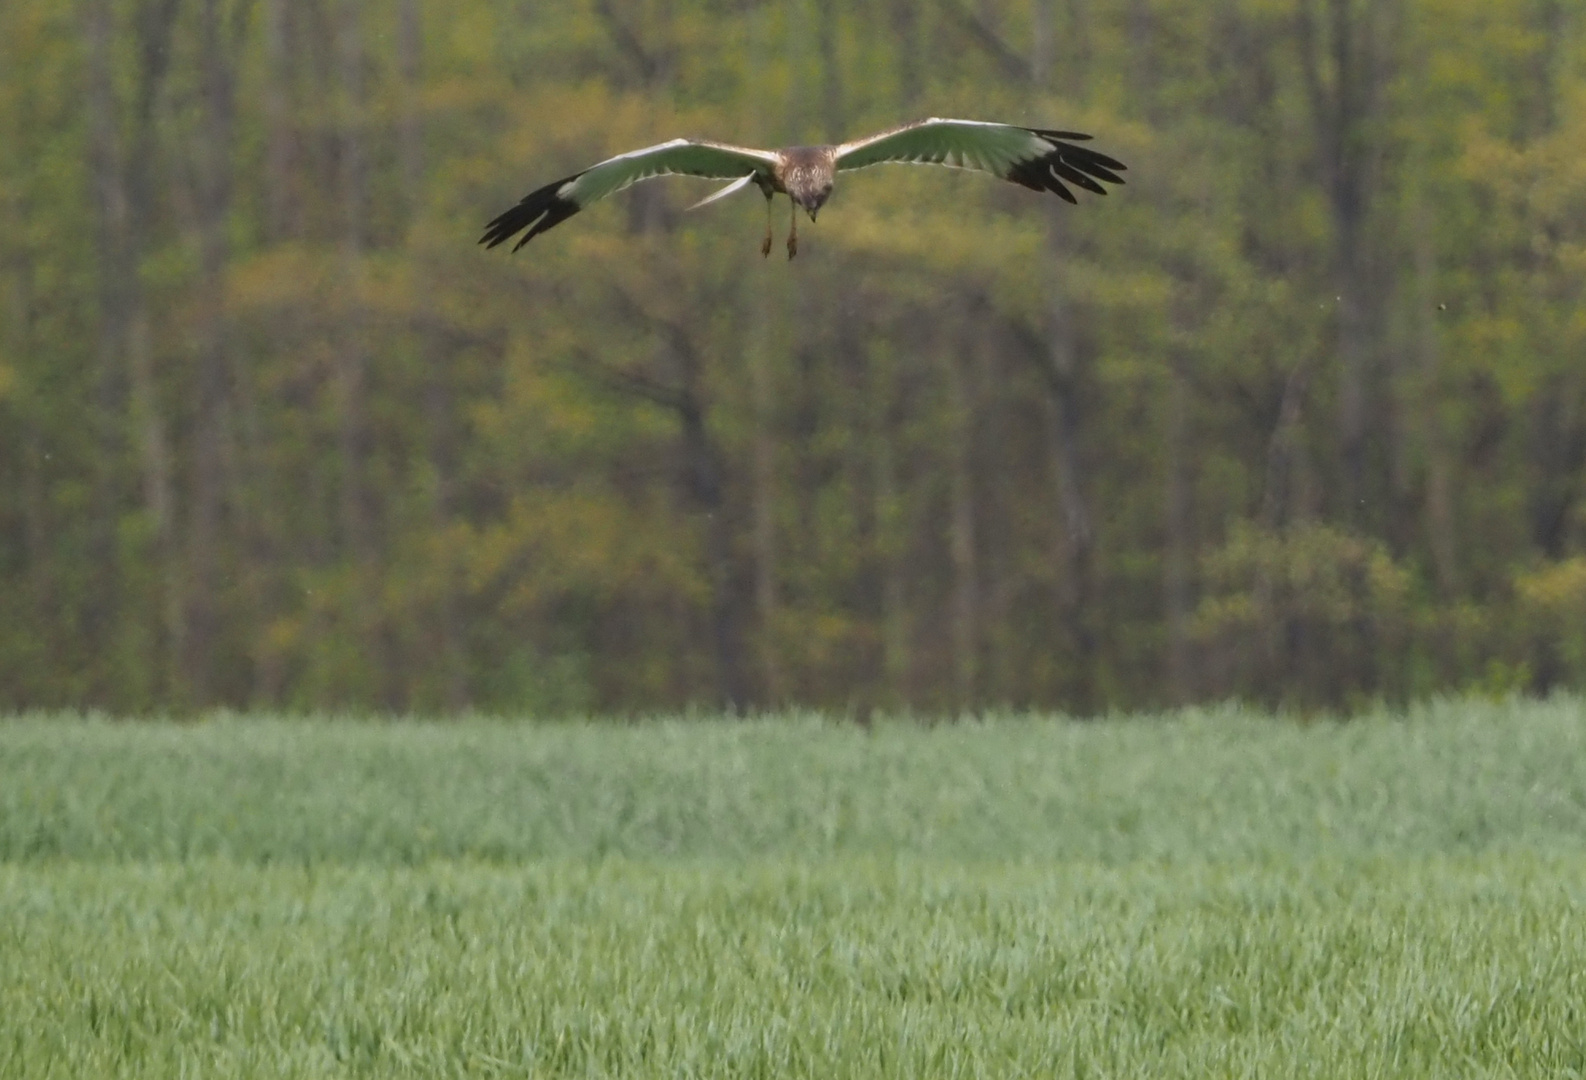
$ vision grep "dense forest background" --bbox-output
[2,0,1583,715]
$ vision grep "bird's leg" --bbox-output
[760,192,773,258]
[786,198,798,260]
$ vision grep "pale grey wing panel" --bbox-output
[833,119,1050,176]
[482,139,780,251]
[831,118,1126,206]
[564,140,780,206]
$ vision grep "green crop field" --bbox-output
[4,700,1586,1077]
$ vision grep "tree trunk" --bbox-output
[399,0,469,708]
[746,7,784,704]
[1029,7,1097,713]
[132,0,183,699]
[85,0,130,694]
[674,337,750,712]
[335,0,398,706]
[872,366,909,709]
[1163,366,1192,704]
[946,339,979,713]
[890,0,921,110]
[337,0,371,565]
[814,0,844,141]
[1066,0,1092,100]
[185,0,239,705]
[262,0,298,240]
[1411,194,1457,596]
[1262,360,1313,530]
[1297,0,1390,522]
[1039,235,1097,714]
[749,286,784,702]
[398,0,424,215]
[1031,0,1053,88]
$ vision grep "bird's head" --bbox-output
[793,181,833,221]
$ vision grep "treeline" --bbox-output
[1,0,1583,715]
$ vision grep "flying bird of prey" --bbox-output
[480,118,1126,260]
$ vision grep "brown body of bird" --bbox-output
[765,146,835,257]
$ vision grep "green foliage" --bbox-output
[2,0,1585,712]
[1516,557,1586,680]
[1194,523,1415,707]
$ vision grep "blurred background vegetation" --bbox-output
[0,0,1582,715]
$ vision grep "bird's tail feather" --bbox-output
[687,173,757,211]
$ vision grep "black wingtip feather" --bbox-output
[479,171,584,252]
[1007,130,1127,204]
[1049,158,1109,195]
[1071,147,1128,175]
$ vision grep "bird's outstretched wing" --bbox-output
[834,119,1125,204]
[481,139,781,252]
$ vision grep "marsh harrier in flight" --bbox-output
[480,118,1126,260]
